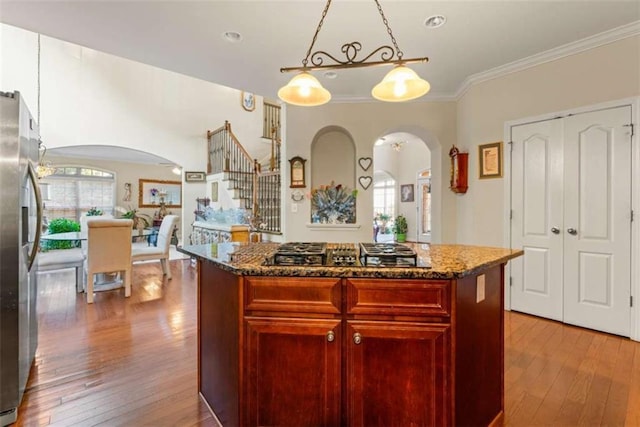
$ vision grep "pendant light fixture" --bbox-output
[278,0,430,106]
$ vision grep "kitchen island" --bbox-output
[179,242,523,427]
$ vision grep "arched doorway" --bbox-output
[373,131,433,243]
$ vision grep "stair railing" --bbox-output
[207,121,282,233]
[207,121,255,209]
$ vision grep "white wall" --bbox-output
[1,24,269,241]
[284,101,457,243]
[456,35,640,247]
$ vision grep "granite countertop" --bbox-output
[178,243,523,279]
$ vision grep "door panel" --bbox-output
[346,321,451,427]
[510,119,564,320]
[245,317,341,426]
[563,106,631,336]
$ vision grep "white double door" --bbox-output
[510,105,633,336]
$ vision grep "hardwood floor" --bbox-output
[17,260,216,427]
[17,262,640,426]
[504,311,640,426]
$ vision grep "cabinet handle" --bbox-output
[353,332,362,345]
[551,227,560,234]
[326,331,335,343]
[567,228,577,235]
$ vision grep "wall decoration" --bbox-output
[310,182,356,224]
[211,182,219,202]
[400,184,414,202]
[358,176,372,190]
[289,156,307,188]
[241,91,256,112]
[139,179,182,208]
[185,171,206,182]
[358,157,372,171]
[123,182,132,201]
[478,141,503,179]
[449,145,469,193]
[291,189,304,202]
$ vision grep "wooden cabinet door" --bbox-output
[245,317,341,427]
[346,321,452,427]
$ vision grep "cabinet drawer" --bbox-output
[346,278,450,317]
[245,277,341,314]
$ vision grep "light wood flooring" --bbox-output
[16,261,640,426]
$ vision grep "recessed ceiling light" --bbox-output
[324,71,338,79]
[424,15,446,29]
[222,31,242,43]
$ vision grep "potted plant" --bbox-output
[119,206,151,230]
[375,212,392,234]
[86,206,103,216]
[393,214,408,243]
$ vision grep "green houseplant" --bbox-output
[42,218,81,251]
[120,206,151,229]
[393,214,408,243]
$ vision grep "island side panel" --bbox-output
[454,264,505,426]
[199,261,241,426]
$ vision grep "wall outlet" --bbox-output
[476,274,486,303]
[291,203,298,213]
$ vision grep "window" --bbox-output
[41,166,115,221]
[373,171,396,217]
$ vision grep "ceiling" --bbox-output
[48,145,178,166]
[1,1,638,103]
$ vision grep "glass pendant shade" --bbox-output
[371,65,431,102]
[277,72,331,106]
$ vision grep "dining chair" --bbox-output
[132,215,178,279]
[85,218,133,303]
[80,214,113,258]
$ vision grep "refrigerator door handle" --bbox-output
[27,162,43,271]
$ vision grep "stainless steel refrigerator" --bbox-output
[0,91,43,426]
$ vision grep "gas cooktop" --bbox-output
[266,242,424,268]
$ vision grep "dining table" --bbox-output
[40,228,155,242]
[40,228,156,291]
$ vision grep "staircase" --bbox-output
[207,119,281,233]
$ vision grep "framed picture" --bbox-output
[139,179,182,208]
[478,142,503,179]
[185,171,206,182]
[241,91,255,112]
[400,184,414,202]
[289,156,306,188]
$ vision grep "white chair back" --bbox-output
[156,215,178,253]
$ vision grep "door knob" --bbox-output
[353,332,362,345]
[551,227,560,234]
[326,331,335,343]
[567,228,577,235]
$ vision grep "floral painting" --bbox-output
[310,182,357,224]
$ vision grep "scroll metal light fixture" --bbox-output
[278,0,431,106]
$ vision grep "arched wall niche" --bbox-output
[310,125,356,191]
[373,125,443,243]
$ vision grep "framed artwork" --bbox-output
[478,142,503,179]
[185,171,206,182]
[289,156,306,188]
[139,179,182,208]
[241,91,256,112]
[400,184,414,202]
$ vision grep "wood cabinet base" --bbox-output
[197,261,505,426]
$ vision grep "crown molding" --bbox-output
[455,20,640,100]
